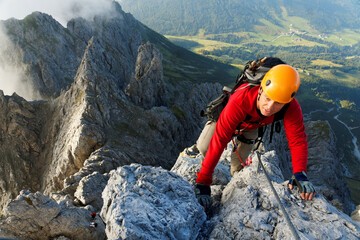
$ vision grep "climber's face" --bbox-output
[257,91,285,117]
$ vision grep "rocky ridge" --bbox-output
[1,125,360,239]
[0,2,220,209]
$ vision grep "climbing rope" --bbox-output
[255,151,301,240]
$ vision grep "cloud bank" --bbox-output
[0,0,116,25]
[0,0,117,100]
[0,23,40,100]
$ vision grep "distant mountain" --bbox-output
[141,25,238,87]
[119,0,360,35]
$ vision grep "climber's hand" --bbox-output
[194,183,211,210]
[288,171,316,200]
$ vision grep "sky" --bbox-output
[0,0,118,100]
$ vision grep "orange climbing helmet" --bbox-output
[260,64,300,103]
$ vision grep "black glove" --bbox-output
[194,183,211,209]
[288,171,316,194]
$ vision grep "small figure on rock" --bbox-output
[89,212,98,233]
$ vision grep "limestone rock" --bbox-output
[265,120,354,214]
[100,164,206,240]
[1,2,141,99]
[0,1,222,209]
[351,205,360,222]
[0,91,44,208]
[196,151,360,239]
[305,120,354,213]
[0,2,143,206]
[0,190,105,240]
[171,144,232,186]
[74,172,109,210]
[126,42,167,109]
[40,37,109,195]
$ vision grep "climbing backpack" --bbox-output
[200,57,289,142]
[201,57,273,121]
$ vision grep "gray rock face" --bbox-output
[0,1,143,202]
[100,164,206,240]
[0,190,105,240]
[305,120,354,213]
[208,151,360,240]
[74,171,109,210]
[172,144,232,186]
[1,120,359,239]
[126,41,167,109]
[0,1,220,209]
[0,91,44,208]
[265,120,354,214]
[40,37,109,195]
[173,150,360,240]
[352,205,360,221]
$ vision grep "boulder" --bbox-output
[100,164,206,240]
[209,151,360,239]
[0,190,105,240]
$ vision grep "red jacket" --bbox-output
[196,85,308,186]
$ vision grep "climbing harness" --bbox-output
[256,151,301,240]
[231,138,248,167]
[232,125,266,167]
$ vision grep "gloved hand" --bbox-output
[194,183,211,210]
[288,171,316,200]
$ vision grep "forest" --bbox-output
[120,0,360,35]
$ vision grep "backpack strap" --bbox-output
[273,102,290,122]
[236,125,267,148]
[269,103,290,143]
[230,71,247,94]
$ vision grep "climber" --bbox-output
[194,61,316,209]
[89,212,98,233]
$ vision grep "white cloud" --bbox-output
[0,0,119,100]
[0,0,116,26]
[0,23,40,100]
[0,65,39,100]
